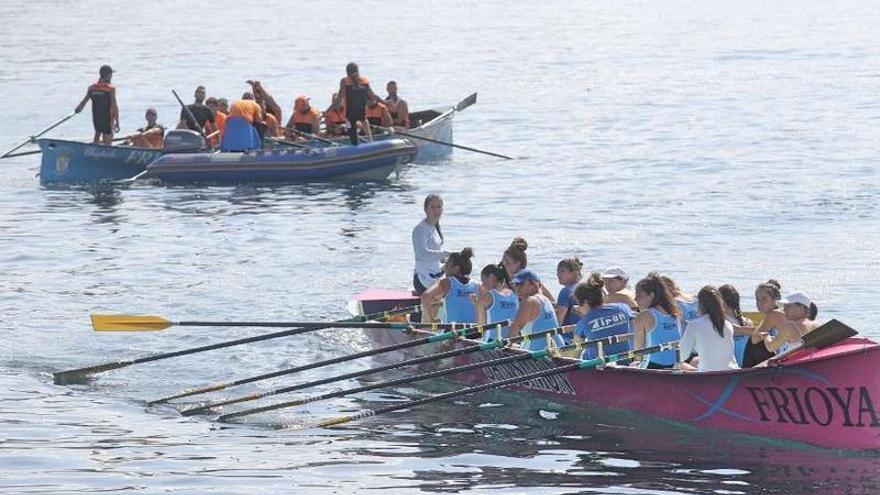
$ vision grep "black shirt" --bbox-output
[179,103,215,131]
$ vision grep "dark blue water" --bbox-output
[1,0,879,493]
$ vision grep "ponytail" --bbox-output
[808,302,818,320]
[573,272,605,309]
[698,285,726,337]
[718,284,745,326]
[635,272,681,318]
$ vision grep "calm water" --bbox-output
[2,0,880,493]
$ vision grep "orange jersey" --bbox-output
[229,99,262,123]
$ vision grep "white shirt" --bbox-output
[680,314,739,372]
[412,219,446,288]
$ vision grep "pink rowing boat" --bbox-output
[352,289,880,450]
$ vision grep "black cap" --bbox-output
[99,65,113,77]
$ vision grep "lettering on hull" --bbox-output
[747,386,880,428]
[482,357,576,395]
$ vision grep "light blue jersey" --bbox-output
[521,295,565,352]
[677,298,700,331]
[483,289,518,341]
[575,303,634,360]
[646,308,682,367]
[440,277,480,324]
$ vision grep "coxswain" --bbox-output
[338,62,380,145]
[420,248,479,324]
[177,85,215,134]
[365,96,393,128]
[385,81,410,128]
[74,64,119,144]
[508,268,565,352]
[285,95,321,139]
[412,194,447,295]
[323,93,347,137]
[127,108,164,149]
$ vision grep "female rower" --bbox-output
[420,248,479,323]
[760,291,819,355]
[601,267,637,309]
[679,286,739,372]
[555,257,584,336]
[509,269,566,352]
[632,273,682,369]
[412,194,448,295]
[470,264,518,341]
[661,275,699,330]
[569,272,635,360]
[500,238,555,302]
[718,284,754,366]
[742,279,784,367]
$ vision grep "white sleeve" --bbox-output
[679,320,696,360]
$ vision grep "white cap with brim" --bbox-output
[600,267,628,280]
[781,291,812,308]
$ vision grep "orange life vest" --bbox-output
[365,102,391,126]
[229,100,262,123]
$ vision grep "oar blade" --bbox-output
[455,92,477,112]
[53,360,132,385]
[802,319,858,349]
[91,314,173,332]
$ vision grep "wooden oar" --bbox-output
[90,313,464,332]
[1,112,77,159]
[53,305,420,385]
[374,126,513,160]
[0,149,42,159]
[212,329,629,420]
[181,324,590,415]
[148,319,513,405]
[260,341,678,427]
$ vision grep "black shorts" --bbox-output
[413,273,428,295]
[93,113,112,134]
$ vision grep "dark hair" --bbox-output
[756,279,782,301]
[99,64,113,79]
[503,238,528,267]
[205,97,218,106]
[481,263,504,280]
[196,85,206,92]
[423,194,444,242]
[346,62,359,75]
[635,272,681,318]
[807,302,818,320]
[447,247,474,278]
[698,285,727,337]
[659,275,682,296]
[718,284,744,326]
[557,256,583,274]
[574,272,605,309]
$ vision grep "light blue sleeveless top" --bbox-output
[440,277,480,324]
[677,298,700,330]
[521,296,564,351]
[646,308,682,366]
[483,289,518,341]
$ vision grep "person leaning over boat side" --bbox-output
[566,272,634,361]
[631,273,682,369]
[500,238,556,302]
[385,80,410,129]
[601,267,638,309]
[323,93,347,137]
[126,108,164,149]
[285,95,322,139]
[679,286,739,372]
[509,268,566,352]
[365,96,393,128]
[758,291,819,355]
[742,279,784,367]
[412,194,448,295]
[420,248,479,323]
[470,263,518,341]
[339,62,380,145]
[555,257,584,341]
[177,85,215,134]
[74,64,119,144]
[718,284,753,367]
[661,275,699,331]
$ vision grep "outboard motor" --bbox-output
[163,129,206,153]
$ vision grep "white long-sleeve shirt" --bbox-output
[412,219,446,289]
[680,314,740,372]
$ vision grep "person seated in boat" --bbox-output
[755,291,819,356]
[385,81,410,129]
[177,85,215,134]
[660,275,699,330]
[500,238,555,302]
[509,268,566,352]
[631,272,682,369]
[204,97,226,148]
[470,263,518,341]
[222,93,265,150]
[742,279,784,367]
[339,62,380,145]
[126,108,164,149]
[365,96,393,129]
[74,64,119,144]
[718,284,754,367]
[555,257,584,342]
[284,95,322,140]
[678,286,740,372]
[420,248,479,323]
[600,267,638,309]
[323,93,347,137]
[567,272,634,361]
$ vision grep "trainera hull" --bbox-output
[37,138,160,184]
[353,290,880,450]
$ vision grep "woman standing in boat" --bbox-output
[412,194,448,295]
[509,269,566,352]
[632,273,682,369]
[678,286,739,372]
[420,248,479,323]
[470,264,518,341]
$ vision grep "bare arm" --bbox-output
[75,91,90,113]
[420,278,449,323]
[110,88,119,129]
[508,297,537,340]
[631,311,654,365]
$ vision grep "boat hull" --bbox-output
[37,138,160,184]
[147,139,417,184]
[352,289,880,450]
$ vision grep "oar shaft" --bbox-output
[381,127,513,160]
[172,90,209,143]
[1,112,77,158]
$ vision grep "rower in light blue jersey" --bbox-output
[633,273,683,369]
[570,273,635,361]
[471,264,518,341]
[660,274,699,331]
[420,247,479,324]
[509,268,565,352]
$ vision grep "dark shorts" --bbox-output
[413,273,428,295]
[646,361,675,370]
[93,113,112,134]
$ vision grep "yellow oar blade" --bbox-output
[91,314,174,332]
